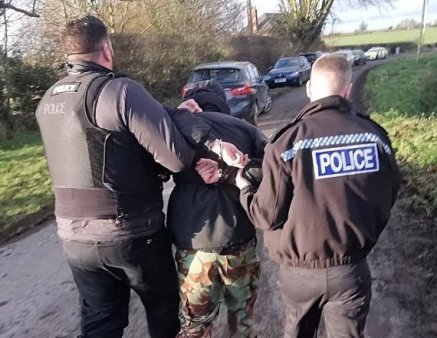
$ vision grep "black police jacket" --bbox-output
[240,96,401,268]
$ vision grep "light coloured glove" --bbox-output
[235,168,250,190]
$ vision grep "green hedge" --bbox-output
[365,55,437,217]
[0,132,52,237]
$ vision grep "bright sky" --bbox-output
[249,0,437,33]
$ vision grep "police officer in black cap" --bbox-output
[36,15,243,338]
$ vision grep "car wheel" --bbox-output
[297,75,303,87]
[248,103,259,126]
[263,95,273,113]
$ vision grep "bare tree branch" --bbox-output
[275,0,391,51]
[1,3,40,17]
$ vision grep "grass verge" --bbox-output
[365,55,437,218]
[324,27,437,47]
[0,131,52,238]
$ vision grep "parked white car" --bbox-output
[365,47,388,60]
[335,50,355,66]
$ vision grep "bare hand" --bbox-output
[178,99,203,113]
[235,168,250,190]
[195,158,221,184]
[211,141,248,168]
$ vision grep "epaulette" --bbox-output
[269,119,301,143]
[269,101,314,142]
[356,112,389,136]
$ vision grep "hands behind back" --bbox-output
[210,140,249,168]
[177,99,203,113]
[195,158,221,184]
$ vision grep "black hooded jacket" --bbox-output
[183,80,231,115]
[167,82,266,250]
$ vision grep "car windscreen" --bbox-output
[189,68,241,84]
[352,50,363,55]
[274,58,300,68]
[301,54,316,62]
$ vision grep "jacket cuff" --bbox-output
[218,164,238,184]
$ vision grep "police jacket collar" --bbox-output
[271,95,353,142]
[294,95,351,123]
[67,61,113,75]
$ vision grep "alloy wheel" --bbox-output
[263,95,273,113]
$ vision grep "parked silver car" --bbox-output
[365,47,388,60]
[335,50,355,66]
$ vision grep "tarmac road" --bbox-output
[257,56,387,137]
[0,55,427,338]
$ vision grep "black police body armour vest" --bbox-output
[36,68,163,220]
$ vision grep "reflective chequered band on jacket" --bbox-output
[280,132,392,162]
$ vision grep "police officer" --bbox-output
[235,54,401,337]
[36,15,242,338]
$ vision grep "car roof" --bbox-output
[278,56,300,60]
[193,61,251,70]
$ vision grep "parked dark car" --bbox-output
[351,49,367,66]
[299,51,322,65]
[264,56,311,88]
[182,61,272,125]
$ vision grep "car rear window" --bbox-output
[274,58,300,68]
[301,54,316,61]
[189,68,241,84]
[336,52,349,58]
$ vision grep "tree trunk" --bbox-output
[277,0,333,51]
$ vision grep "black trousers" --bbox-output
[63,228,180,338]
[279,259,372,338]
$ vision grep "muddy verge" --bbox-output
[352,64,437,338]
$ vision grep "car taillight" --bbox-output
[230,83,255,96]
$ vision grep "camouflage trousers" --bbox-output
[175,240,260,338]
